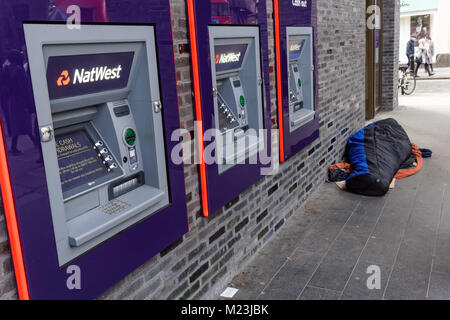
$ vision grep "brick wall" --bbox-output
[0,0,368,300]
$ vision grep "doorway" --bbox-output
[366,0,383,120]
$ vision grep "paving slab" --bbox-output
[428,272,450,300]
[341,260,391,300]
[257,250,322,300]
[299,286,341,300]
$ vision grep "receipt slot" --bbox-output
[287,28,314,132]
[210,26,264,174]
[274,0,319,162]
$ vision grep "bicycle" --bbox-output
[398,64,416,95]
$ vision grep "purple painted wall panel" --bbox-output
[192,0,272,216]
[0,0,188,299]
[277,0,320,161]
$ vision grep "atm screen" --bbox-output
[214,43,248,73]
[46,51,134,100]
[56,130,110,193]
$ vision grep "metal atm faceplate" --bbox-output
[24,24,170,266]
[286,29,315,132]
[209,26,265,174]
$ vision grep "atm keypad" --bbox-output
[100,199,130,215]
[93,141,118,172]
[217,99,239,133]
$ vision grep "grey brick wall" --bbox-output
[381,0,400,110]
[0,0,369,300]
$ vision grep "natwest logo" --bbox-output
[57,65,123,87]
[215,52,241,65]
[73,65,123,84]
[57,70,71,86]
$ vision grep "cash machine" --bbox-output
[0,0,188,299]
[287,28,315,132]
[187,0,272,217]
[275,0,319,162]
[25,23,171,266]
[210,26,264,174]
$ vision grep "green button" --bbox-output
[124,128,136,146]
[240,96,245,107]
[298,79,302,87]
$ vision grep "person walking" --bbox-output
[424,37,435,76]
[415,38,434,77]
[426,36,435,73]
[406,36,416,72]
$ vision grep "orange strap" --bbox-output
[329,163,351,172]
[395,143,423,179]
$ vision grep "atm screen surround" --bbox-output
[56,129,112,194]
[55,122,123,200]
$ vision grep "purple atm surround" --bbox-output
[275,0,319,162]
[0,0,188,299]
[187,0,273,217]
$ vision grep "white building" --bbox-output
[399,0,450,64]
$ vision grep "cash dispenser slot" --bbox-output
[210,26,265,174]
[290,111,315,127]
[223,136,260,164]
[68,186,165,246]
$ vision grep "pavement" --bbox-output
[416,66,450,80]
[218,79,450,300]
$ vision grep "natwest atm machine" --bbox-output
[0,1,187,300]
[274,0,319,162]
[210,26,264,174]
[25,23,174,264]
[287,28,315,132]
[187,0,272,217]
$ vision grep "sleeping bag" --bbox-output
[346,118,412,196]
